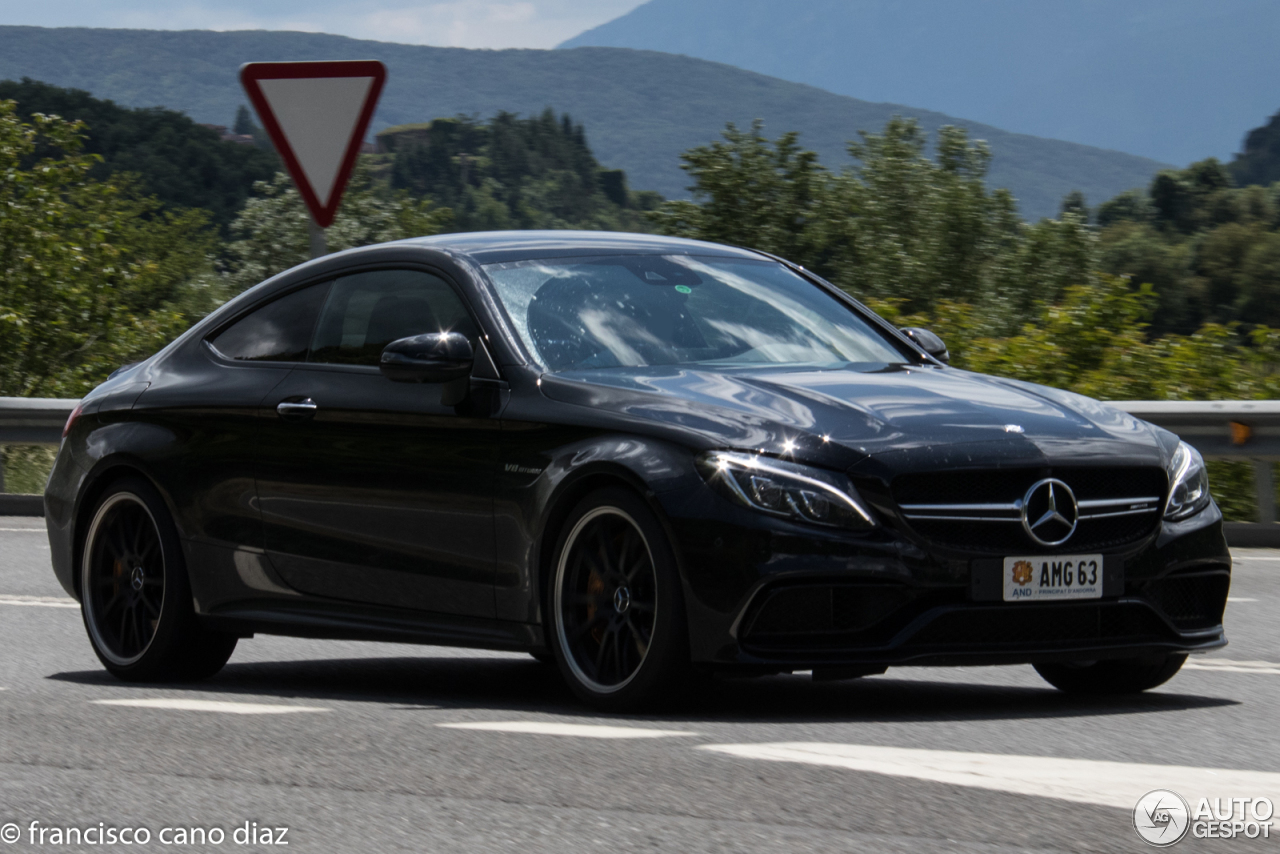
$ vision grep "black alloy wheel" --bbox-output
[83,492,166,663]
[81,477,238,681]
[1033,653,1188,694]
[550,488,692,710]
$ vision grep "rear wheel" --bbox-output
[548,488,692,711]
[81,477,237,682]
[1034,654,1187,694]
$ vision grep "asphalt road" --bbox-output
[1,516,1277,853]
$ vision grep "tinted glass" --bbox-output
[310,269,478,366]
[483,255,906,371]
[209,283,329,362]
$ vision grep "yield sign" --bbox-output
[240,60,387,228]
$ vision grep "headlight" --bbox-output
[1164,440,1211,521]
[696,451,877,530]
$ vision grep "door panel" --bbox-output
[255,268,498,617]
[132,281,330,550]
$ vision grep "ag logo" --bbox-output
[1011,560,1034,586]
[1134,789,1190,846]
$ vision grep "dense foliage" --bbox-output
[0,100,219,399]
[1095,160,1280,334]
[382,109,661,232]
[220,166,452,293]
[0,78,279,232]
[652,118,1092,333]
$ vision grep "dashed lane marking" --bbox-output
[92,698,330,715]
[438,721,697,739]
[0,595,78,608]
[699,743,1280,810]
[1184,658,1280,675]
[0,527,45,532]
[1228,597,1258,602]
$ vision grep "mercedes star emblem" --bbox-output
[1021,478,1079,547]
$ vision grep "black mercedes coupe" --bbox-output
[44,231,1230,709]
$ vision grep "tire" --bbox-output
[80,476,238,682]
[1034,653,1188,694]
[547,487,693,711]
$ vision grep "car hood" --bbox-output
[538,364,1173,472]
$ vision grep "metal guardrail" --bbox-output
[1,396,1277,522]
[0,397,80,445]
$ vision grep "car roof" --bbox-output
[398,230,768,265]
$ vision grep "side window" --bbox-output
[209,283,329,362]
[309,269,478,367]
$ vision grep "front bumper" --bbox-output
[664,487,1230,669]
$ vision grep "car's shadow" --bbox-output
[49,653,1238,724]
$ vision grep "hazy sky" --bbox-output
[0,1,645,49]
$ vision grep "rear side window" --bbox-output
[309,269,478,366]
[209,283,329,362]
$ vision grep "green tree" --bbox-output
[651,117,1092,330]
[649,120,827,264]
[220,164,453,293]
[0,100,218,398]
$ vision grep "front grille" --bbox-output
[1139,571,1230,629]
[892,466,1167,553]
[908,601,1175,648]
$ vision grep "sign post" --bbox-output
[240,60,387,258]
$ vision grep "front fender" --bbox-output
[493,430,699,625]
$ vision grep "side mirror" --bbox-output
[900,327,950,364]
[380,332,474,383]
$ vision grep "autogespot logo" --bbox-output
[1134,790,1192,846]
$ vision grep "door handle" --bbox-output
[276,398,317,421]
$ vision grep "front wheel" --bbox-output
[80,476,238,682]
[1034,653,1187,694]
[548,488,693,711]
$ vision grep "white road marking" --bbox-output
[0,527,45,532]
[700,743,1280,809]
[438,721,697,739]
[1227,597,1258,602]
[1184,658,1280,675]
[0,594,78,608]
[92,698,329,715]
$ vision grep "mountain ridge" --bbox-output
[560,0,1280,168]
[0,25,1169,220]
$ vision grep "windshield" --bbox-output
[483,254,907,372]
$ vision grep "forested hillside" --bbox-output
[379,110,660,231]
[0,78,277,231]
[0,25,1169,220]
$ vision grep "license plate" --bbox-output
[1003,554,1103,602]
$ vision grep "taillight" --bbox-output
[62,404,84,438]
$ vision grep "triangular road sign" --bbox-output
[240,60,387,228]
